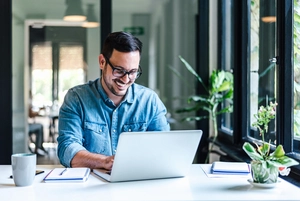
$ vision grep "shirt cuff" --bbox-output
[62,143,86,167]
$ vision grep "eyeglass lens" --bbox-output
[104,55,142,80]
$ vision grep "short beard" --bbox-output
[102,76,125,97]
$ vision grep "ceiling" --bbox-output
[13,0,156,20]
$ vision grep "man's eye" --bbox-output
[129,70,138,75]
[115,69,125,74]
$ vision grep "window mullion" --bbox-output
[276,0,293,151]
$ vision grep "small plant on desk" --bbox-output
[243,102,299,184]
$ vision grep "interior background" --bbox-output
[11,0,218,158]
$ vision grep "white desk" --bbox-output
[1,164,299,201]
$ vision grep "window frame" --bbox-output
[218,0,250,147]
[217,0,300,184]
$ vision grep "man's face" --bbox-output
[99,49,140,98]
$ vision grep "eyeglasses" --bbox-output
[104,55,142,80]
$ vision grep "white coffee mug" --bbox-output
[11,153,36,187]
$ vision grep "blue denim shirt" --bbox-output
[57,78,170,167]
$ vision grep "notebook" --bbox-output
[93,130,202,182]
[211,161,250,175]
[44,167,90,183]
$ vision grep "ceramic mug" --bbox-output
[11,153,36,187]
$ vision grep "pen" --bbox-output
[59,168,68,175]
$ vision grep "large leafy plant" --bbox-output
[243,102,299,177]
[174,56,233,163]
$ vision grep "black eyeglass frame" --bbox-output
[103,55,142,80]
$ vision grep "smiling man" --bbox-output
[57,31,170,170]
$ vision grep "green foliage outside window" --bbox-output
[294,0,300,137]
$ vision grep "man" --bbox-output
[57,31,170,170]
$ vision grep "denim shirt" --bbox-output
[57,78,170,167]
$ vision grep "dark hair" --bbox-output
[101,31,143,59]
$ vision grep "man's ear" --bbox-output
[99,54,106,70]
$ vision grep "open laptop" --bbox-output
[93,130,202,182]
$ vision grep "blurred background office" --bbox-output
[8,0,209,164]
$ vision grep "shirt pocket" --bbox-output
[122,122,147,132]
[83,121,110,154]
[84,121,107,133]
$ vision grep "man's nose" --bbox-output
[120,73,131,82]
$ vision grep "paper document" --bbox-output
[44,167,90,183]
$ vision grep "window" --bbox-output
[31,42,53,107]
[58,44,86,103]
[218,0,300,183]
[30,27,87,108]
[249,0,277,145]
[294,0,300,153]
[219,0,234,135]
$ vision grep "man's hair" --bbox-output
[101,31,143,59]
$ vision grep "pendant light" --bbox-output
[82,4,100,28]
[63,0,86,22]
[261,1,276,23]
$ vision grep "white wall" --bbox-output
[12,2,28,153]
[86,28,101,82]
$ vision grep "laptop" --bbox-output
[93,130,202,182]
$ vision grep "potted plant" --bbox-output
[173,56,234,163]
[243,102,299,184]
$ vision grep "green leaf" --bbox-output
[242,142,264,161]
[260,143,270,156]
[175,106,199,113]
[182,116,209,122]
[270,145,285,158]
[217,81,231,92]
[178,55,208,92]
[188,95,209,103]
[216,106,233,115]
[223,89,233,99]
[269,156,299,167]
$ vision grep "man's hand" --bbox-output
[71,150,115,170]
[102,155,114,170]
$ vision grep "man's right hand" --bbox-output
[70,150,115,170]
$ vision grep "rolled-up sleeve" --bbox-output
[57,89,86,167]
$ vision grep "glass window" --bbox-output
[30,27,87,108]
[58,44,85,104]
[249,0,277,145]
[31,42,53,107]
[219,0,234,134]
[294,0,300,152]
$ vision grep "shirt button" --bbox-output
[113,129,116,132]
[128,129,131,132]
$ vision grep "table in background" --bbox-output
[0,164,299,201]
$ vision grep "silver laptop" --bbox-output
[93,130,202,182]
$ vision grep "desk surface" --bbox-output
[1,164,299,201]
